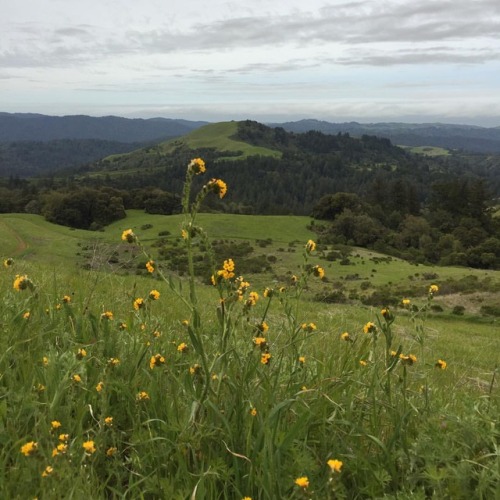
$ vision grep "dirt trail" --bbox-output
[0,220,29,255]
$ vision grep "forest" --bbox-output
[1,120,499,268]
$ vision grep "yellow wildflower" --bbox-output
[312,265,325,279]
[51,420,62,430]
[261,352,272,365]
[41,465,54,477]
[257,321,269,333]
[149,289,160,300]
[305,239,316,253]
[340,332,350,341]
[149,354,165,369]
[108,358,120,367]
[101,311,114,320]
[188,157,206,175]
[363,322,376,334]
[106,447,118,457]
[177,342,188,353]
[23,311,30,320]
[104,416,113,427]
[429,284,439,294]
[263,287,274,298]
[96,381,104,393]
[253,337,267,349]
[250,408,257,417]
[246,291,259,307]
[72,374,82,383]
[133,297,145,310]
[206,178,227,198]
[58,434,69,442]
[20,441,37,456]
[435,359,447,370]
[327,459,343,473]
[294,476,309,488]
[3,257,14,267]
[121,229,136,243]
[301,322,317,333]
[145,260,155,273]
[76,348,87,359]
[136,391,150,401]
[298,356,306,364]
[62,295,71,303]
[13,274,32,291]
[82,440,96,454]
[359,360,368,366]
[401,298,411,307]
[181,229,188,240]
[42,356,49,366]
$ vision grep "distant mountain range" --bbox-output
[269,119,500,154]
[0,113,207,143]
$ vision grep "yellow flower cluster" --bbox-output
[121,229,136,243]
[206,178,227,199]
[312,265,325,279]
[188,157,206,175]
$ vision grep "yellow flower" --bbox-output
[401,298,411,307]
[36,383,46,392]
[189,364,201,375]
[381,308,393,320]
[261,352,272,365]
[242,497,252,500]
[298,356,306,364]
[188,157,206,175]
[340,332,350,341]
[41,465,54,477]
[106,447,118,457]
[62,295,71,303]
[181,229,188,240]
[104,416,113,427]
[257,321,269,333]
[253,337,267,349]
[82,440,96,454]
[263,287,274,298]
[13,274,31,291]
[149,354,165,369]
[301,322,317,333]
[363,322,376,334]
[250,408,257,417]
[246,292,259,307]
[136,391,150,401]
[23,311,30,320]
[42,356,49,366]
[359,360,368,366]
[3,257,14,267]
[305,239,316,253]
[121,229,136,243]
[206,178,227,198]
[177,342,188,353]
[72,374,82,383]
[101,311,114,320]
[435,359,447,370]
[312,265,325,279]
[327,459,343,473]
[429,284,439,294]
[399,353,417,366]
[149,289,160,300]
[133,298,145,311]
[59,434,69,442]
[108,357,120,367]
[76,348,87,359]
[145,260,155,273]
[96,381,104,393]
[119,322,127,330]
[181,319,189,327]
[51,420,62,429]
[20,441,38,456]
[294,476,309,488]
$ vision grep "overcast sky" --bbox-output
[1,0,500,125]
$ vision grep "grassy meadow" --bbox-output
[0,163,499,498]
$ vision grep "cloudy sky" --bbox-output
[1,0,500,125]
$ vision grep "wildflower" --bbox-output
[149,289,160,300]
[101,311,114,320]
[279,286,286,293]
[96,381,104,393]
[36,383,46,392]
[82,440,96,454]
[263,287,274,298]
[62,295,71,303]
[340,332,350,341]
[133,298,145,311]
[72,374,82,383]
[177,342,188,353]
[189,364,202,375]
[76,348,87,359]
[188,157,206,175]
[381,307,393,320]
[261,352,272,365]
[301,322,317,333]
[43,356,49,366]
[246,292,259,307]
[23,311,30,320]
[104,417,113,427]
[149,353,165,369]
[51,420,62,430]
[41,465,54,477]
[13,274,32,291]
[305,239,316,253]
[136,391,150,401]
[181,229,188,240]
[250,408,257,417]
[363,322,376,334]
[217,258,235,280]
[253,337,267,350]
[294,476,309,488]
[359,360,368,366]
[108,358,120,367]
[59,434,69,442]
[55,303,62,310]
[119,322,127,330]
[106,447,117,457]
[181,319,189,327]
[435,359,447,370]
[429,284,439,295]
[327,459,343,473]
[3,257,14,267]
[312,265,325,279]
[121,229,136,243]
[290,274,298,284]
[399,353,417,366]
[20,441,38,456]
[256,321,269,333]
[206,178,227,198]
[145,260,155,273]
[298,356,306,364]
[152,330,161,338]
[401,298,411,307]
[242,497,252,500]
[211,373,218,380]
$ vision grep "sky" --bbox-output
[1,0,500,126]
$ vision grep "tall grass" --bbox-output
[0,160,498,499]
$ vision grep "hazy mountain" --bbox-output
[269,119,500,153]
[0,113,207,143]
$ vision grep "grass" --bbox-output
[0,166,499,498]
[402,145,451,156]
